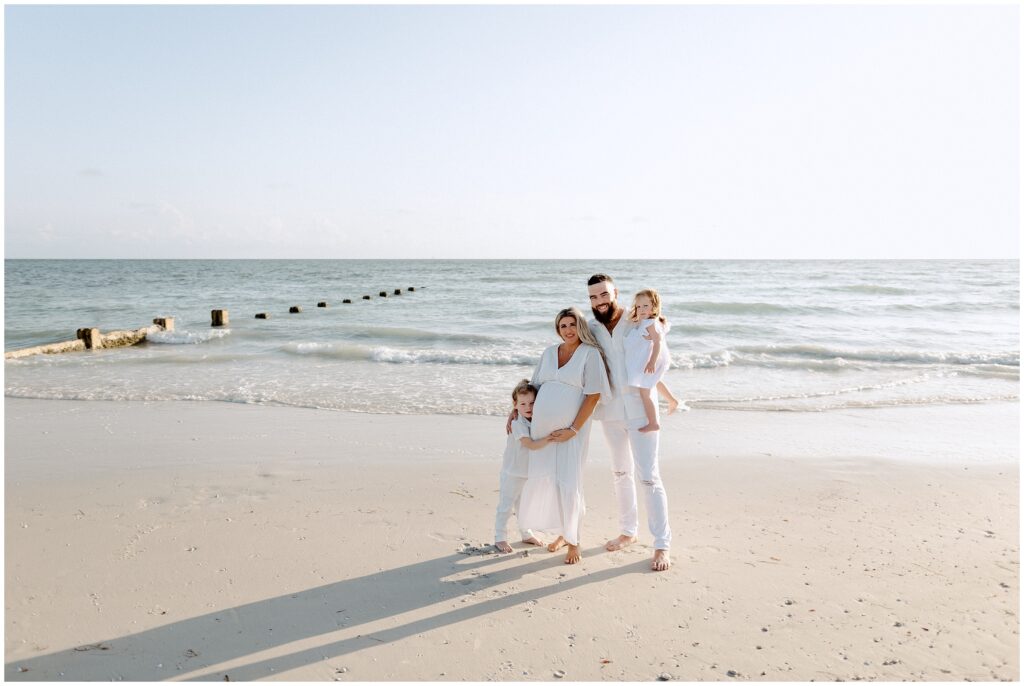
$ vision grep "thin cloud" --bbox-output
[37,223,56,242]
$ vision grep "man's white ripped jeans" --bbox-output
[601,418,672,550]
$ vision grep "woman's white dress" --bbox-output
[517,343,610,545]
[625,318,670,389]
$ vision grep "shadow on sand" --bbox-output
[6,545,651,681]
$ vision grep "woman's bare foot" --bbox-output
[564,543,581,564]
[638,422,660,433]
[651,549,671,571]
[547,536,567,552]
[605,534,637,551]
[521,535,545,547]
[495,540,513,553]
[667,396,680,415]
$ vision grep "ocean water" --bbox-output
[4,259,1019,415]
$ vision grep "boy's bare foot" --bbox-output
[521,536,545,547]
[651,549,670,571]
[564,544,581,564]
[605,534,637,551]
[638,422,660,433]
[667,397,679,415]
[547,536,567,552]
[495,541,513,553]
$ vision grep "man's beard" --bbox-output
[592,302,617,324]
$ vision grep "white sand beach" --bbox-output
[5,398,1019,681]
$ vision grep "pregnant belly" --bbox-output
[531,381,584,440]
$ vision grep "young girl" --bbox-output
[494,379,551,553]
[625,288,681,432]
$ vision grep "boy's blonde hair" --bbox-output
[630,288,668,325]
[512,379,538,403]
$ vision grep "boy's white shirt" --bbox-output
[501,415,532,478]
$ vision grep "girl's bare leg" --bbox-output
[657,381,680,414]
[636,387,660,432]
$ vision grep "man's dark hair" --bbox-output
[587,273,614,286]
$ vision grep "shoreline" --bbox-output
[5,397,1019,681]
[5,397,1020,470]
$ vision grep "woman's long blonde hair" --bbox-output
[554,306,611,385]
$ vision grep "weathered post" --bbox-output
[362,295,371,300]
[255,313,269,319]
[393,289,402,295]
[408,287,416,292]
[379,291,388,297]
[79,328,103,350]
[342,299,352,304]
[290,306,302,313]
[317,302,328,308]
[211,309,229,327]
[153,317,175,331]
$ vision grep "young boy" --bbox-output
[494,379,551,553]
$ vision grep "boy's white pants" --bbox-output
[494,472,533,542]
[601,418,672,550]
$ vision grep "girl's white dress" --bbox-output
[517,343,611,545]
[625,318,670,389]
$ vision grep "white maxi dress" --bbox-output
[517,343,611,545]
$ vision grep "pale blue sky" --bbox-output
[4,4,1019,258]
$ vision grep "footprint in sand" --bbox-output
[426,531,468,543]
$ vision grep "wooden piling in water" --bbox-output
[290,306,302,313]
[255,313,269,319]
[211,310,229,327]
[7,317,171,360]
[79,328,103,350]
[317,302,328,308]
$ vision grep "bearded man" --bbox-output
[585,273,671,571]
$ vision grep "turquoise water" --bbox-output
[4,259,1019,414]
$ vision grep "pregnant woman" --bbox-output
[518,307,611,564]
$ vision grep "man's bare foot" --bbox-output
[564,543,581,564]
[651,549,670,571]
[495,540,513,553]
[667,397,679,415]
[638,422,660,433]
[605,534,637,551]
[521,536,545,547]
[547,536,567,552]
